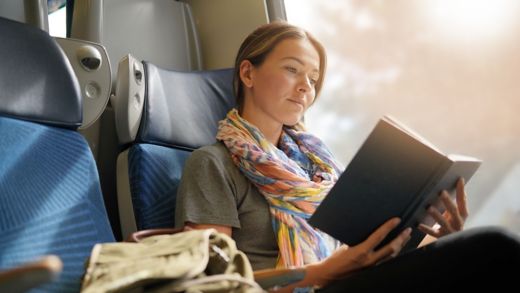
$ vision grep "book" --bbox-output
[308,116,482,252]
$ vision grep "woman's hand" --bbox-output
[313,217,412,286]
[418,178,469,238]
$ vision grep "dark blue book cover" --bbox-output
[309,116,481,252]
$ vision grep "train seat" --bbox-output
[0,16,114,292]
[112,56,235,238]
[69,0,204,241]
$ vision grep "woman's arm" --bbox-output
[185,222,232,236]
[272,217,412,292]
[184,218,411,292]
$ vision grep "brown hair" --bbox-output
[233,21,327,111]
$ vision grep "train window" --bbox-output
[48,0,66,37]
[285,0,520,233]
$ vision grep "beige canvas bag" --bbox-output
[81,229,264,293]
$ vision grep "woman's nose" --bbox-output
[297,77,312,92]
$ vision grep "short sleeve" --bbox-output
[175,147,241,228]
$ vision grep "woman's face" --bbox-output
[240,37,320,127]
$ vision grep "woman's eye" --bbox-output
[309,78,317,85]
[285,66,297,73]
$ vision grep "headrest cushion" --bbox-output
[0,17,82,129]
[136,62,235,149]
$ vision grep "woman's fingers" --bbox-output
[360,218,412,264]
[428,178,468,236]
[364,217,401,249]
[372,227,412,261]
[428,205,454,233]
[440,191,464,231]
[440,191,457,218]
[456,178,469,220]
[418,223,441,238]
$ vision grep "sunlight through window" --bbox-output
[424,0,519,42]
[48,6,66,37]
[285,0,520,234]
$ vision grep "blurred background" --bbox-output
[285,0,520,233]
[45,0,519,234]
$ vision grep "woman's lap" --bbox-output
[319,226,520,292]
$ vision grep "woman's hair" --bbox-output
[233,21,327,112]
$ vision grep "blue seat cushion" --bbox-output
[0,116,115,293]
[128,143,192,230]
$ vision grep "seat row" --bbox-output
[0,16,235,292]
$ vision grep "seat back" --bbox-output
[70,0,203,240]
[71,0,202,89]
[0,17,114,292]
[114,60,235,238]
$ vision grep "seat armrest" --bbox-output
[0,255,63,293]
[253,267,306,290]
[126,227,185,242]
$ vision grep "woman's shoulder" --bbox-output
[189,141,234,168]
[192,141,229,159]
[186,141,247,186]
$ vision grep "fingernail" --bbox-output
[404,227,412,235]
[394,218,401,225]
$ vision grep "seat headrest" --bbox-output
[136,62,235,149]
[0,17,82,129]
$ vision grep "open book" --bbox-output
[308,116,482,252]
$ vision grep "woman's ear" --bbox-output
[239,60,254,89]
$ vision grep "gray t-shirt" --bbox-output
[175,142,279,270]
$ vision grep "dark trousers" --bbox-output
[319,226,520,292]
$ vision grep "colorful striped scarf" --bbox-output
[216,109,342,268]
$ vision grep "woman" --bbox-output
[175,21,520,292]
